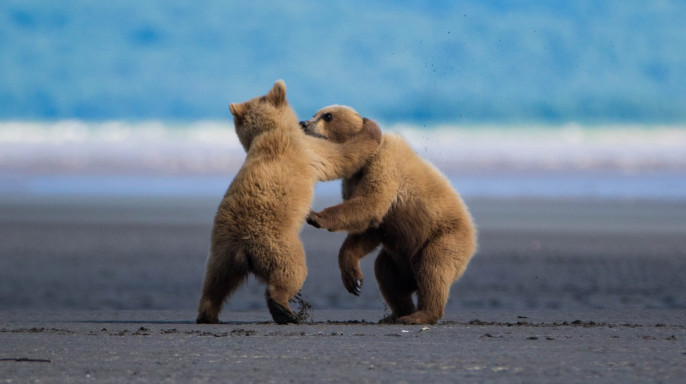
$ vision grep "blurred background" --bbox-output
[1,1,685,314]
[1,0,686,197]
[3,0,686,123]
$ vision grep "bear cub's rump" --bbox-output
[197,83,381,324]
[301,105,477,325]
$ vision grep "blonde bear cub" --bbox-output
[197,83,381,324]
[301,105,477,325]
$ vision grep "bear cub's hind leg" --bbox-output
[196,246,250,324]
[263,246,307,324]
[396,234,460,325]
[374,249,417,323]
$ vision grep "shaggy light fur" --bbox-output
[197,84,381,324]
[302,105,477,325]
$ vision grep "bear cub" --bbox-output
[197,84,381,324]
[301,105,477,325]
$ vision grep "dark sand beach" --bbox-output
[2,309,685,383]
[1,195,686,382]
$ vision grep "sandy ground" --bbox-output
[1,195,686,382]
[2,309,685,383]
[1,196,685,312]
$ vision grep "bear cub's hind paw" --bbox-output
[396,311,439,325]
[196,312,219,324]
[267,298,300,325]
[378,314,399,324]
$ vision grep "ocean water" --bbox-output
[3,1,685,202]
[1,1,686,123]
[1,121,685,200]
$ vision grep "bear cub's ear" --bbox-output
[361,117,383,143]
[266,80,287,107]
[229,103,244,117]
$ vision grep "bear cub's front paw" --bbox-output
[307,210,335,231]
[341,265,364,296]
[306,210,322,228]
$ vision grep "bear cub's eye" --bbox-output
[322,113,333,122]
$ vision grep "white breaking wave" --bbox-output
[391,123,686,173]
[0,120,243,174]
[1,120,685,174]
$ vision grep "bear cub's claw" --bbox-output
[306,210,321,228]
[352,280,362,296]
[341,267,364,296]
[306,217,320,228]
[267,298,300,325]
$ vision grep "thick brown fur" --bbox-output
[302,105,477,325]
[196,84,381,325]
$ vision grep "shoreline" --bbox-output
[3,169,686,201]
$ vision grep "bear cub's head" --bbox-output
[300,105,381,144]
[229,80,299,151]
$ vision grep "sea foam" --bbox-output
[2,120,685,174]
[1,120,685,199]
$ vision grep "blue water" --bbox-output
[1,1,686,123]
